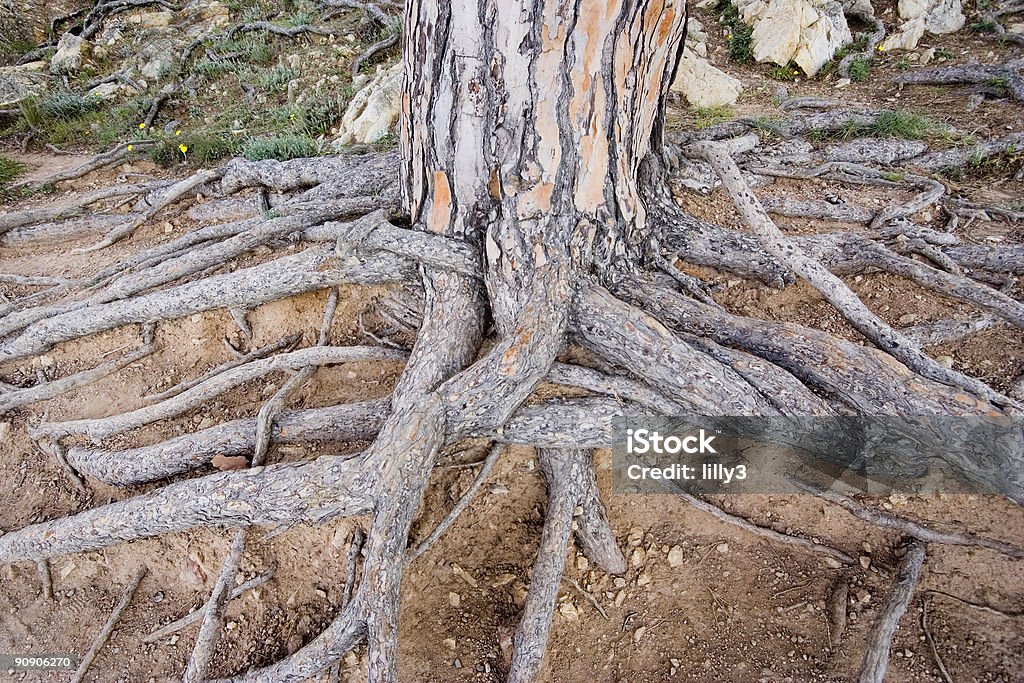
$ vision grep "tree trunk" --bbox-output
[401,0,688,313]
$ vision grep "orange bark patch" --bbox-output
[427,170,452,234]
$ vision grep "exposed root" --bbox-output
[142,568,274,644]
[0,341,156,415]
[858,540,927,683]
[0,455,374,563]
[797,483,1024,559]
[669,488,855,565]
[71,566,148,683]
[143,334,300,402]
[684,137,1019,412]
[229,21,343,39]
[36,559,52,600]
[507,448,586,683]
[0,245,412,365]
[407,443,503,562]
[76,169,223,253]
[66,398,390,485]
[900,315,1002,347]
[922,598,954,683]
[893,59,1024,100]
[352,32,400,76]
[31,345,405,442]
[631,279,1007,416]
[910,132,1024,171]
[184,531,247,683]
[10,141,158,193]
[0,181,173,237]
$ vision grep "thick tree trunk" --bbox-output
[401,0,688,298]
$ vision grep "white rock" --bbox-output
[670,18,742,106]
[736,0,852,75]
[50,33,89,74]
[671,50,743,106]
[332,62,402,147]
[667,545,685,568]
[881,0,964,51]
[920,47,936,64]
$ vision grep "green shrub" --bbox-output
[848,57,872,82]
[969,19,1000,33]
[241,65,296,94]
[150,131,240,167]
[242,134,319,161]
[767,63,801,81]
[718,1,755,64]
[38,92,102,120]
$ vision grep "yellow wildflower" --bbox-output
[138,123,146,129]
[127,144,133,151]
[179,144,188,154]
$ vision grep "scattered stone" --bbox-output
[859,555,871,569]
[451,563,478,588]
[667,545,685,568]
[716,542,730,554]
[448,591,461,608]
[559,601,579,620]
[0,65,48,107]
[936,355,954,369]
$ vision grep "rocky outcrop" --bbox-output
[670,19,743,107]
[332,62,402,147]
[735,0,852,76]
[881,0,965,51]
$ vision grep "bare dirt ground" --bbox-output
[2,2,1024,681]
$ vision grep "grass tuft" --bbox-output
[767,63,801,81]
[0,155,26,187]
[847,57,872,82]
[692,105,735,130]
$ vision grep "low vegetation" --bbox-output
[0,154,25,187]
[718,0,755,64]
[692,104,734,130]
